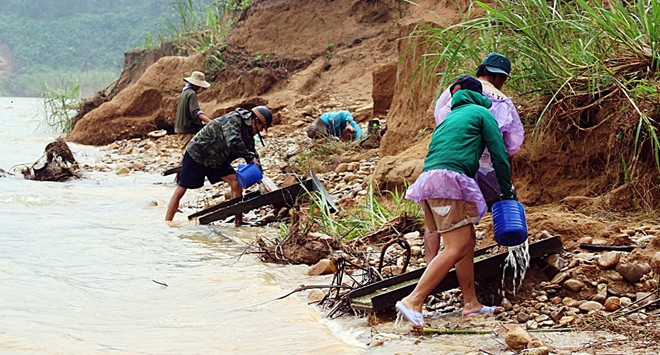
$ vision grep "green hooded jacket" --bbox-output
[423,89,514,199]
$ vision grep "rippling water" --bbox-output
[0,97,367,354]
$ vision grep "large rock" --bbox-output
[598,251,621,269]
[603,297,621,311]
[615,261,648,283]
[562,278,585,292]
[307,258,338,276]
[504,325,533,351]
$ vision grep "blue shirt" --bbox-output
[319,111,364,141]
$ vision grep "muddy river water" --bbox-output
[2,97,622,354]
[0,97,379,353]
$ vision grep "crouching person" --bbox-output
[165,106,272,225]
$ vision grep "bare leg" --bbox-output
[400,224,473,312]
[424,230,440,263]
[222,174,243,226]
[165,185,187,221]
[453,225,484,315]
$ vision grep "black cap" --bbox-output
[449,76,483,96]
[254,106,272,128]
[252,106,272,147]
[481,52,511,76]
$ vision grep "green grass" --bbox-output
[408,0,660,181]
[40,81,81,133]
[295,180,422,241]
[288,140,361,175]
[163,0,250,53]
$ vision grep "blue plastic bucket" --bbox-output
[236,162,263,189]
[492,200,528,247]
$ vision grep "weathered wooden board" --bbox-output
[349,236,563,313]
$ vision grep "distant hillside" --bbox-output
[0,0,169,96]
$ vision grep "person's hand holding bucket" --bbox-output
[236,162,263,189]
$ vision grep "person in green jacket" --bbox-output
[395,76,516,325]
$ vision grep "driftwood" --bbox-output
[21,138,81,181]
[579,243,646,252]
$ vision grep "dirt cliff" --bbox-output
[67,0,658,211]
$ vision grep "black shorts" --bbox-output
[178,152,236,189]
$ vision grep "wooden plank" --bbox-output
[349,236,563,313]
[579,243,645,252]
[187,190,262,220]
[197,179,316,224]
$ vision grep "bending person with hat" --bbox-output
[425,52,524,263]
[165,106,273,226]
[396,76,515,326]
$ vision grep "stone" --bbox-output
[535,314,550,322]
[579,301,604,312]
[335,163,349,173]
[307,289,326,302]
[598,251,621,269]
[522,347,551,355]
[596,283,608,296]
[307,259,337,276]
[369,338,385,347]
[602,269,624,282]
[562,297,579,307]
[516,312,532,323]
[559,315,576,325]
[403,231,421,243]
[410,246,422,257]
[501,297,513,311]
[115,165,130,175]
[550,307,565,322]
[536,295,548,302]
[591,294,606,304]
[545,254,567,275]
[577,236,593,245]
[615,261,647,283]
[562,278,585,292]
[550,272,569,285]
[620,297,632,307]
[505,325,533,350]
[603,297,621,311]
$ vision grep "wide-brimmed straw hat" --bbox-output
[183,71,210,88]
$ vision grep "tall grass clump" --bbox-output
[41,81,81,133]
[164,0,250,53]
[410,0,660,183]
[302,181,422,241]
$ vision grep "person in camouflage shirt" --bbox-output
[165,106,273,225]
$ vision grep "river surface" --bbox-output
[0,97,373,354]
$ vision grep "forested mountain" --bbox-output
[0,0,171,96]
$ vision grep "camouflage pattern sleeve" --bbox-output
[222,112,255,163]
